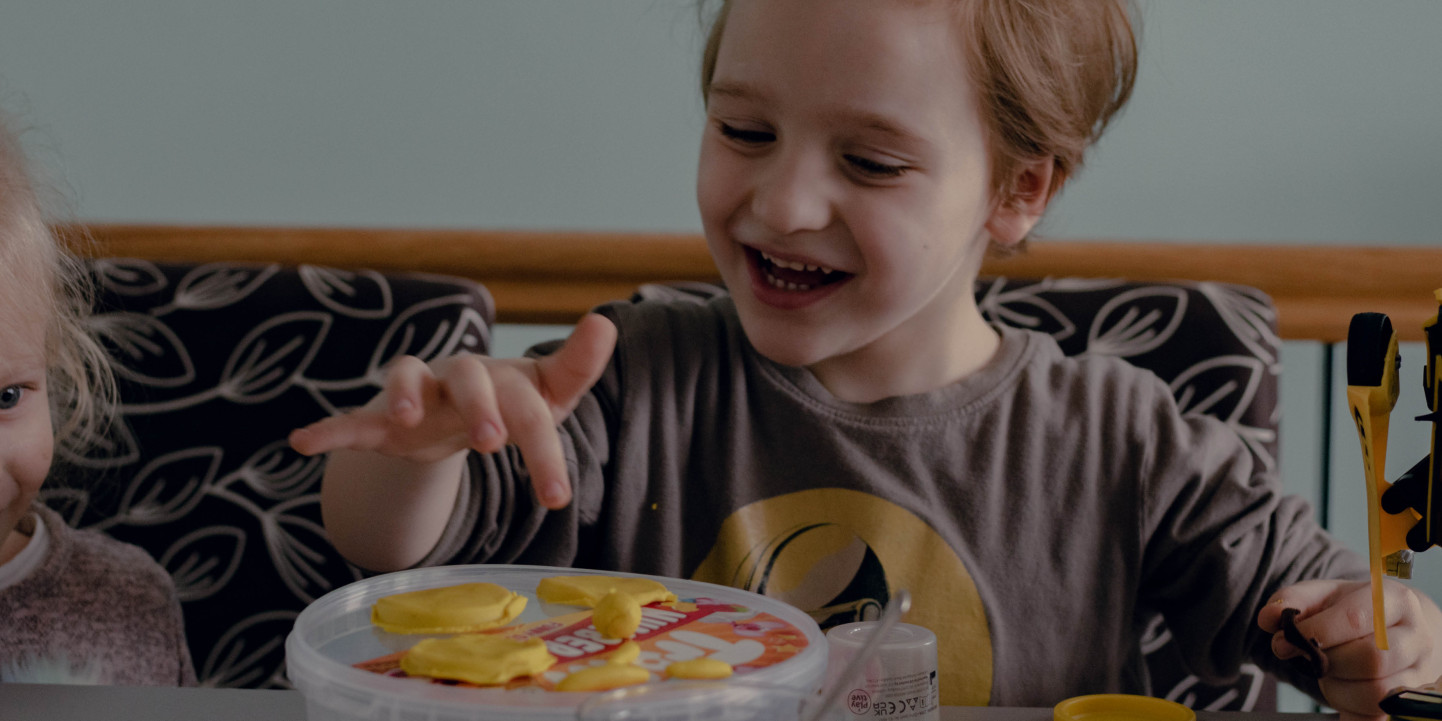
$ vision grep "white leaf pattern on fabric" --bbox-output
[161,526,247,602]
[369,297,492,378]
[978,278,1080,341]
[93,258,169,296]
[199,611,297,689]
[1172,356,1275,472]
[1162,664,1264,712]
[91,312,196,388]
[299,265,394,319]
[1086,287,1188,357]
[218,312,332,404]
[1198,283,1281,370]
[114,448,223,526]
[1139,614,1170,655]
[263,495,361,603]
[1172,356,1263,426]
[159,263,281,315]
[230,440,326,501]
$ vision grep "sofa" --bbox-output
[45,256,1279,709]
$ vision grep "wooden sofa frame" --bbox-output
[72,224,1442,342]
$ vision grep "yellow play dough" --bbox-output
[536,575,676,607]
[664,658,734,680]
[606,640,641,666]
[371,582,527,634]
[400,635,556,685]
[592,591,642,639]
[555,663,651,692]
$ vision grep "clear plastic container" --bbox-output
[286,565,827,721]
[577,680,845,721]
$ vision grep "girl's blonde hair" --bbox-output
[699,0,1139,206]
[0,112,116,454]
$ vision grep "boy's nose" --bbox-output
[750,152,833,235]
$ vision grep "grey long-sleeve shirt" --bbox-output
[426,296,1365,706]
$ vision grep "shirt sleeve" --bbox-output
[1136,375,1366,694]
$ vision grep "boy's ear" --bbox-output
[984,158,1056,248]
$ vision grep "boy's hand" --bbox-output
[1258,579,1442,721]
[288,313,618,509]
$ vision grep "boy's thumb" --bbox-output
[536,313,618,414]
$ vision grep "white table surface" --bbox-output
[0,684,1343,721]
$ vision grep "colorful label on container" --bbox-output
[354,597,810,691]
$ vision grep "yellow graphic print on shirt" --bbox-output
[691,488,991,706]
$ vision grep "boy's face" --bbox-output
[698,0,1025,400]
[0,295,54,558]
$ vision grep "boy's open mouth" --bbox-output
[751,248,852,291]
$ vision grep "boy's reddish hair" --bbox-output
[699,0,1139,205]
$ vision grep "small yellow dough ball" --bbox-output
[556,663,652,692]
[664,657,734,680]
[592,590,643,639]
[606,640,641,666]
[400,635,555,685]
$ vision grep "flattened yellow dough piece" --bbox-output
[401,635,556,685]
[535,575,676,608]
[606,641,641,665]
[555,663,651,692]
[372,582,527,634]
[664,657,734,680]
[592,591,642,639]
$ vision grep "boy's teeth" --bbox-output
[766,275,811,291]
[761,251,834,275]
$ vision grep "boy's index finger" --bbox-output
[534,313,618,418]
[288,411,384,456]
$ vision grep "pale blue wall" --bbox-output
[2,1,1439,242]
[3,2,1439,708]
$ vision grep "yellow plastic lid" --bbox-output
[1054,694,1196,721]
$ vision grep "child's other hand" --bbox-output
[1258,579,1442,721]
[288,313,617,509]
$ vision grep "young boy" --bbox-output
[291,0,1442,714]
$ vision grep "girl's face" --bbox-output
[0,298,53,563]
[697,0,1039,402]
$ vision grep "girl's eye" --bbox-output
[0,385,21,411]
[844,154,907,179]
[718,123,775,146]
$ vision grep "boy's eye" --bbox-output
[718,123,775,145]
[844,154,907,179]
[0,385,21,411]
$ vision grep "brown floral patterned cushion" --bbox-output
[45,263,1280,710]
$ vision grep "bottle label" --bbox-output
[843,669,940,720]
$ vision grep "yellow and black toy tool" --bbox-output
[1382,291,1442,552]
[1421,291,1442,549]
[1346,312,1419,650]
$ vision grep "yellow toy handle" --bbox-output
[1346,312,1410,649]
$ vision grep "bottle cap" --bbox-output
[1054,694,1195,721]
